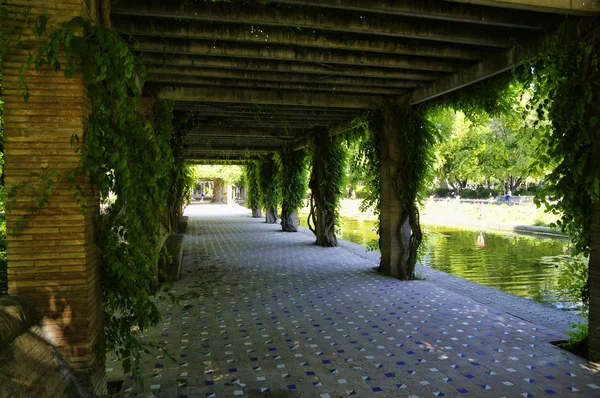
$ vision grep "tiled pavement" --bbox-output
[111,204,600,397]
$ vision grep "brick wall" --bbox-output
[1,0,106,393]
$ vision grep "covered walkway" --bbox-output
[115,204,600,397]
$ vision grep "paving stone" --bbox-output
[108,204,600,397]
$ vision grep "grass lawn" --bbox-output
[302,198,559,228]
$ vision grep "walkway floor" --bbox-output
[112,203,600,397]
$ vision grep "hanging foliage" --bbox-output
[308,132,347,247]
[276,148,308,232]
[386,106,439,279]
[521,18,600,259]
[167,112,193,231]
[347,115,381,250]
[245,161,263,218]
[258,156,280,224]
[12,16,190,380]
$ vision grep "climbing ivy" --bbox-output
[276,148,308,232]
[347,114,380,250]
[166,111,194,232]
[308,132,347,247]
[258,156,281,223]
[11,16,190,380]
[521,18,600,259]
[244,161,263,218]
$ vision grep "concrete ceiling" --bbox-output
[110,0,599,161]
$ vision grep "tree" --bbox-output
[190,165,243,204]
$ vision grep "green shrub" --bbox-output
[459,188,478,199]
[434,187,453,198]
[476,188,499,198]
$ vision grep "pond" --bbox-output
[299,213,580,312]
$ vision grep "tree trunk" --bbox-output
[211,178,225,203]
[265,206,278,224]
[251,207,263,218]
[281,209,300,232]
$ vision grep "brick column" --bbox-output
[1,0,106,394]
[589,203,600,361]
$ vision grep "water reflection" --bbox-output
[299,213,578,312]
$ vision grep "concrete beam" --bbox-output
[187,146,280,153]
[188,111,352,120]
[113,2,522,47]
[112,16,486,61]
[141,54,444,81]
[145,74,407,95]
[180,107,356,117]
[132,38,464,73]
[192,121,342,129]
[187,127,308,138]
[193,114,351,122]
[408,38,543,104]
[153,85,387,109]
[267,0,558,28]
[444,0,600,15]
[146,66,421,89]
[187,159,254,165]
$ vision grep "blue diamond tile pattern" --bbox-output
[109,205,600,397]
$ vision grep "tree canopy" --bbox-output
[190,165,244,184]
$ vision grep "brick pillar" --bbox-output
[378,108,411,279]
[1,1,106,394]
[590,203,600,361]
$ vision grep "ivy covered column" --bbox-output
[308,131,346,247]
[258,157,280,224]
[378,106,428,280]
[278,149,308,232]
[245,162,263,218]
[1,0,106,394]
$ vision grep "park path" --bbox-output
[112,203,600,397]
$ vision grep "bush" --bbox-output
[476,187,499,199]
[459,188,478,199]
[433,187,453,198]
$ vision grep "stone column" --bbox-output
[226,184,233,204]
[378,108,412,280]
[2,0,106,394]
[211,178,225,203]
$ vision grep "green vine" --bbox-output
[522,18,600,259]
[244,161,263,218]
[308,132,347,247]
[258,156,280,224]
[276,148,308,232]
[388,106,439,279]
[11,16,191,380]
[347,114,381,250]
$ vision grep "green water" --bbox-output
[299,213,577,311]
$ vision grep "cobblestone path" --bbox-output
[113,204,600,397]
